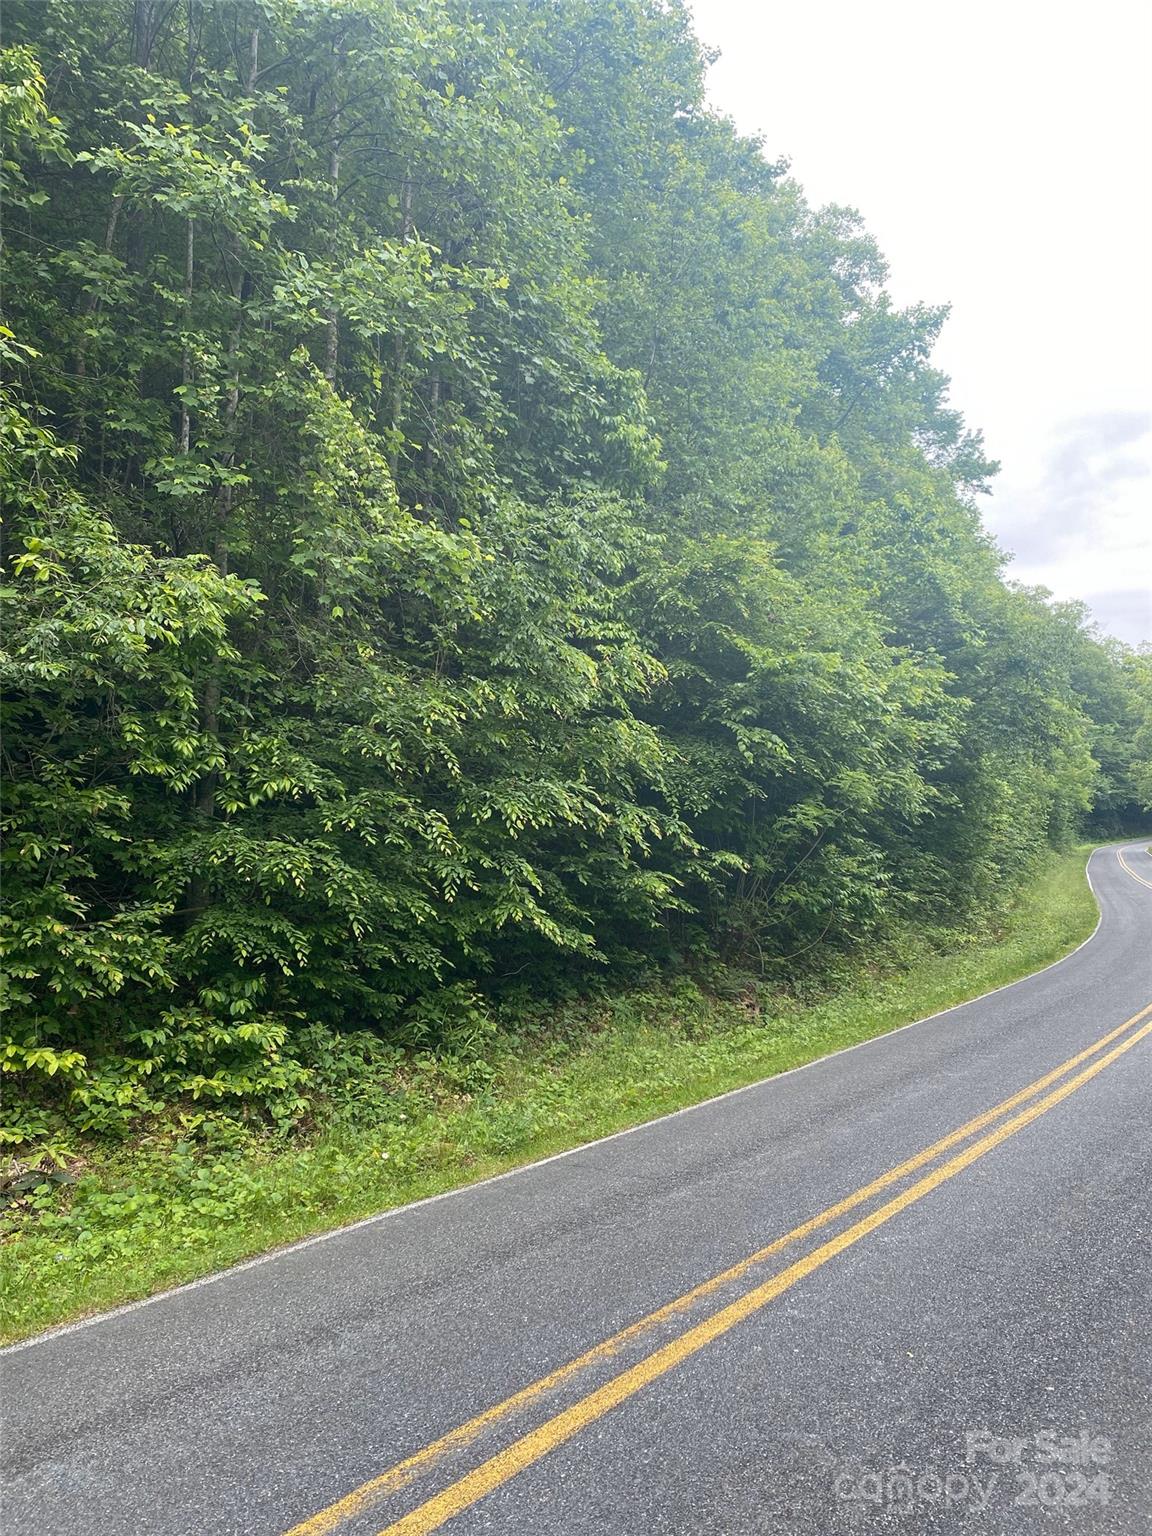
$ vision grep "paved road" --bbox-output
[4,842,1151,1536]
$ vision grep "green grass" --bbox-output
[0,845,1099,1344]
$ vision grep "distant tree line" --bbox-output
[3,0,1149,1141]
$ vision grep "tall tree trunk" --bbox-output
[133,0,158,69]
[179,217,194,454]
[244,23,259,91]
[323,132,340,382]
[72,194,125,441]
[186,15,261,907]
[388,174,413,477]
[423,367,440,484]
[323,42,344,382]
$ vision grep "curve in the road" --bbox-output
[3,839,1150,1536]
[294,1000,1152,1536]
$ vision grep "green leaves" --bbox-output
[0,0,1146,1160]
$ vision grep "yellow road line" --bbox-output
[285,1002,1152,1536]
[380,1010,1152,1536]
[1118,847,1152,890]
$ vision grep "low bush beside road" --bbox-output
[1,845,1098,1346]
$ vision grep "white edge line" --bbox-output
[1,843,1120,1355]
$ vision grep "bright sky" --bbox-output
[689,0,1152,646]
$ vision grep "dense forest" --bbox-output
[3,0,1150,1150]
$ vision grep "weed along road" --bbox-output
[4,843,1151,1536]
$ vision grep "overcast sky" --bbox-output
[689,0,1152,646]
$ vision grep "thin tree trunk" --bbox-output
[245,24,259,90]
[323,47,344,382]
[424,367,440,475]
[323,135,340,381]
[76,0,157,435]
[389,174,413,476]
[194,677,221,820]
[179,217,194,454]
[187,0,258,882]
[133,0,158,69]
[72,194,125,440]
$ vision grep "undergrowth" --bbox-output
[0,845,1099,1344]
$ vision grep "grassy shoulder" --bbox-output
[1,845,1099,1345]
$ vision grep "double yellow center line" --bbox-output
[1118,845,1152,890]
[287,998,1152,1536]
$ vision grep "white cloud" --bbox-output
[689,0,1152,643]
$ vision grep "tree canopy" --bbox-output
[2,0,1149,1145]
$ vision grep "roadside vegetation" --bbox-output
[2,1,1150,1341]
[0,845,1099,1342]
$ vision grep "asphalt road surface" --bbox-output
[4,842,1151,1536]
